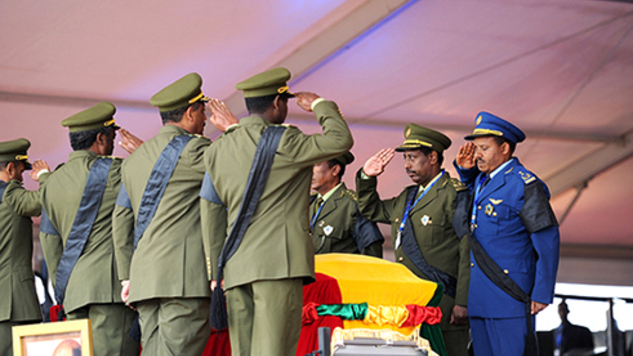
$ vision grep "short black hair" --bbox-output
[492,136,516,155]
[160,102,203,125]
[69,126,115,151]
[245,94,288,115]
[326,159,346,179]
[0,161,11,170]
[408,147,444,166]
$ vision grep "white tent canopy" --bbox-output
[2,0,632,285]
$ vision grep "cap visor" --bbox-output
[23,160,33,170]
[463,133,493,140]
[395,145,420,152]
[281,91,295,98]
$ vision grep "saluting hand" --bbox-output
[363,148,395,177]
[30,160,50,182]
[208,99,239,133]
[294,92,321,112]
[456,142,476,169]
[118,129,144,154]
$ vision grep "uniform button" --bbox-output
[470,263,474,268]
[398,257,404,262]
[503,269,509,274]
[493,212,497,217]
[478,206,481,210]
[473,224,477,229]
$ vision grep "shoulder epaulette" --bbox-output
[449,178,468,192]
[54,163,65,171]
[518,170,537,185]
[341,189,358,202]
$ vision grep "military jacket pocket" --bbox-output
[414,212,447,246]
[479,200,514,235]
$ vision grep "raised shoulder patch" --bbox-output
[518,170,537,185]
[342,189,358,202]
[450,178,468,191]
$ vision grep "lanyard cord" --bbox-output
[310,202,325,229]
[470,175,489,228]
[397,170,445,235]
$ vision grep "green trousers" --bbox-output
[226,278,303,356]
[137,298,210,356]
[67,303,139,356]
[0,321,18,356]
[437,294,469,356]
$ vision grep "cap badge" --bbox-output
[421,215,432,226]
[405,128,411,138]
[475,115,482,125]
[323,225,334,236]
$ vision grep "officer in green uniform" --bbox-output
[39,102,140,356]
[113,73,237,356]
[356,124,470,356]
[0,139,49,356]
[310,152,384,256]
[201,67,353,356]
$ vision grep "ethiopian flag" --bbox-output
[297,254,445,356]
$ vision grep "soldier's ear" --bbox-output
[428,150,439,165]
[330,163,341,177]
[5,161,16,176]
[500,142,511,157]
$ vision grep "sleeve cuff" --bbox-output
[37,169,50,179]
[310,98,326,111]
[360,170,371,180]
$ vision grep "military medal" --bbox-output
[421,215,431,226]
[319,220,325,227]
[323,225,334,236]
[485,204,494,216]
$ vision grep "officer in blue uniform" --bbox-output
[454,112,560,356]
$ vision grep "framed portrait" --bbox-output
[12,319,93,356]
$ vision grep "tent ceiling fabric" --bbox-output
[1,0,632,250]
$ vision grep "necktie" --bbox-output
[482,175,491,188]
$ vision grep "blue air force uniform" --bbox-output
[454,112,560,356]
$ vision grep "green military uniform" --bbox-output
[39,103,138,356]
[356,125,470,356]
[309,183,384,256]
[0,139,44,356]
[201,68,353,356]
[112,74,212,356]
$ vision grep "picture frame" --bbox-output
[12,319,93,356]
